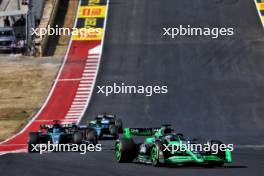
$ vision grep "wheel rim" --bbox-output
[151,146,158,165]
[115,142,121,161]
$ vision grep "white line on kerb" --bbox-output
[69,108,83,111]
[78,87,91,91]
[74,98,87,100]
[85,69,96,72]
[254,0,264,28]
[65,118,78,120]
[80,80,93,81]
[66,114,81,117]
[83,71,96,73]
[85,65,97,68]
[77,0,110,124]
[65,116,79,119]
[73,102,86,105]
[71,105,85,108]
[68,111,82,113]
[72,100,86,103]
[69,107,83,110]
[76,92,90,95]
[73,99,87,101]
[82,73,96,77]
[79,82,92,85]
[75,95,89,98]
[78,85,91,88]
[88,55,99,58]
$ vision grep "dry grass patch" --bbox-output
[0,61,60,141]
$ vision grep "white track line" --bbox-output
[65,116,79,119]
[0,149,27,156]
[85,65,97,68]
[82,73,95,77]
[78,85,92,88]
[69,108,83,111]
[72,102,86,105]
[86,60,98,63]
[76,92,90,95]
[77,87,91,91]
[67,110,82,113]
[71,105,86,108]
[73,98,87,101]
[88,55,99,58]
[254,0,264,28]
[73,99,87,102]
[35,119,78,122]
[75,95,89,98]
[235,145,264,149]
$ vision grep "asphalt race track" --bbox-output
[83,0,264,145]
[0,142,263,176]
[1,0,264,175]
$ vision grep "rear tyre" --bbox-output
[87,129,98,145]
[115,138,136,163]
[151,143,164,167]
[28,132,39,153]
[207,140,225,167]
[115,119,123,133]
[109,125,119,139]
[73,132,83,144]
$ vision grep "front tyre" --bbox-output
[151,145,161,167]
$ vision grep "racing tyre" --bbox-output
[151,142,165,167]
[59,134,69,144]
[115,138,136,163]
[207,140,225,167]
[206,162,224,168]
[28,132,39,153]
[73,132,83,144]
[210,140,225,158]
[87,129,98,145]
[115,119,123,133]
[110,125,119,139]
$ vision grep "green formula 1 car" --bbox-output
[115,125,232,167]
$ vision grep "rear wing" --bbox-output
[96,114,116,118]
[123,128,160,138]
[40,122,76,129]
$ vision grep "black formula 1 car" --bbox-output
[87,113,123,139]
[28,120,97,153]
